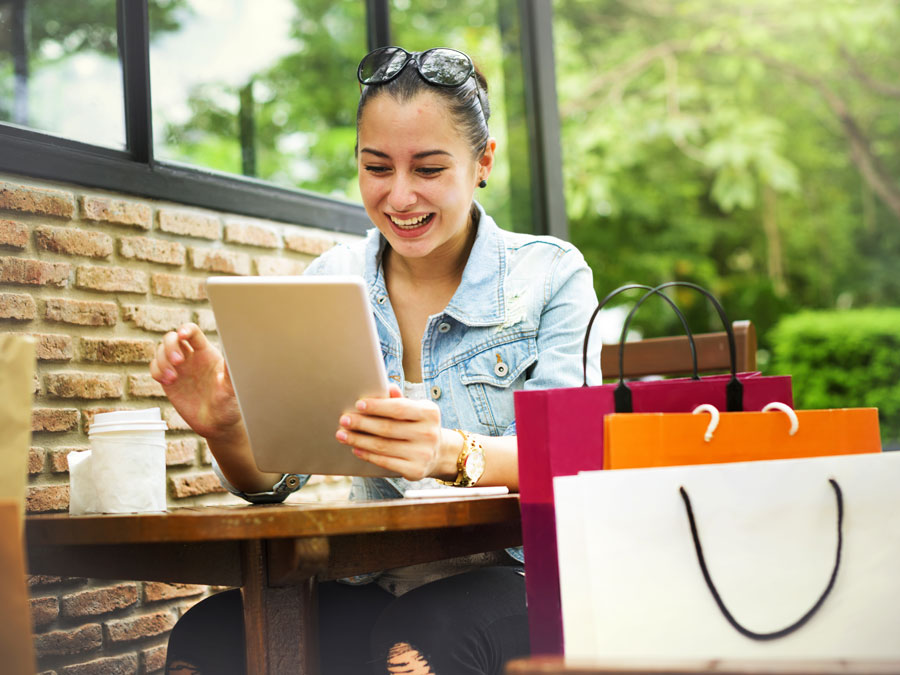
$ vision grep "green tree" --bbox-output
[553,0,900,343]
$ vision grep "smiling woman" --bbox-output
[158,44,598,675]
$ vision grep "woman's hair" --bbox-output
[356,58,491,159]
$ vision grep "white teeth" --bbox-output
[389,213,431,228]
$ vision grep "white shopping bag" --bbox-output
[555,452,900,660]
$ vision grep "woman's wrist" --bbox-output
[435,428,464,481]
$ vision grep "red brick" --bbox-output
[0,218,28,248]
[21,332,75,360]
[60,654,139,675]
[46,372,124,399]
[162,406,190,431]
[81,195,151,229]
[75,265,149,293]
[35,225,113,259]
[128,373,166,398]
[119,236,186,266]
[105,611,176,643]
[44,297,117,326]
[194,308,216,332]
[166,438,198,466]
[29,447,45,474]
[189,247,251,275]
[31,595,60,628]
[0,256,70,286]
[80,337,156,364]
[29,575,65,587]
[255,255,306,276]
[81,407,126,431]
[200,439,213,465]
[170,471,227,498]
[0,291,37,320]
[150,273,207,301]
[158,209,220,239]
[284,232,336,255]
[26,484,70,512]
[61,584,139,618]
[122,304,191,332]
[141,644,168,673]
[0,181,76,219]
[142,582,205,603]
[33,623,101,657]
[49,447,90,473]
[32,407,80,432]
[224,219,280,248]
[34,371,40,395]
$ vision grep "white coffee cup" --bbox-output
[88,408,168,513]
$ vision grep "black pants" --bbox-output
[166,567,529,674]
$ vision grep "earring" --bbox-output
[478,179,487,189]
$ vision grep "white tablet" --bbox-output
[206,275,394,477]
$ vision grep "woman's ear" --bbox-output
[477,138,497,185]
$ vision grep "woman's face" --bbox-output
[357,90,494,263]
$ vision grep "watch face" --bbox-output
[464,450,486,482]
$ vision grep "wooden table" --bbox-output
[505,656,900,675]
[25,494,522,675]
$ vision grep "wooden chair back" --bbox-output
[0,500,38,674]
[600,320,757,380]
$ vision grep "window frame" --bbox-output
[0,0,565,238]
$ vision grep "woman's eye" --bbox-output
[417,167,445,176]
[365,165,390,174]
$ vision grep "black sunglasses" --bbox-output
[358,46,476,88]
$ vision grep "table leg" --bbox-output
[241,540,319,675]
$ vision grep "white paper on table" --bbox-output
[569,452,900,660]
[67,450,99,515]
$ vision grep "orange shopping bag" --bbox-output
[603,403,881,470]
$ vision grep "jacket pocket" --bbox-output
[458,335,537,433]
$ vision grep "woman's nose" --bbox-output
[387,175,417,210]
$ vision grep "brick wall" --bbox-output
[1,175,357,674]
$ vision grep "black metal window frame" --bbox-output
[0,0,566,239]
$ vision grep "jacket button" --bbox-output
[430,386,442,400]
[377,295,387,305]
[494,361,509,377]
[438,322,451,333]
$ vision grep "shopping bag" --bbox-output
[556,451,900,660]
[604,403,882,469]
[515,283,793,654]
[0,333,36,526]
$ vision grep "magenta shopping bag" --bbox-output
[514,283,793,655]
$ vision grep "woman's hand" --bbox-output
[335,385,458,482]
[149,323,243,440]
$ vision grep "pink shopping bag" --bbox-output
[514,283,793,655]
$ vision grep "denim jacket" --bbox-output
[215,203,601,565]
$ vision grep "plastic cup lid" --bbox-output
[89,408,168,436]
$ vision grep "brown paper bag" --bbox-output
[0,333,36,525]
[0,500,38,674]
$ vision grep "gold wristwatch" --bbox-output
[438,429,485,487]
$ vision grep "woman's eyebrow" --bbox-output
[359,148,453,160]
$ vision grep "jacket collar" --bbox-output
[363,202,507,327]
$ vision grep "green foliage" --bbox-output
[769,309,900,445]
[554,0,900,345]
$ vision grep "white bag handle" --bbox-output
[692,401,799,442]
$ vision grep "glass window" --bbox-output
[149,0,367,202]
[0,0,125,148]
[391,0,530,233]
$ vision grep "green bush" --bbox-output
[769,309,900,447]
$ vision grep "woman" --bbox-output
[156,46,600,674]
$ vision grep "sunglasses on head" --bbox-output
[358,46,476,88]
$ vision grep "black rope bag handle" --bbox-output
[582,284,697,387]
[679,479,843,640]
[614,282,743,413]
